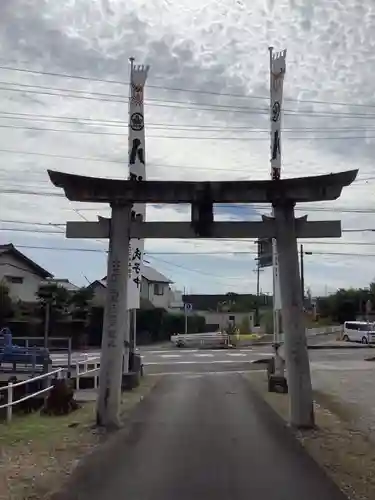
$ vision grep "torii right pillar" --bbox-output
[273,201,314,428]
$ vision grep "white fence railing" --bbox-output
[307,325,342,336]
[75,357,100,390]
[171,326,342,347]
[0,368,65,423]
[170,332,230,347]
[0,356,102,423]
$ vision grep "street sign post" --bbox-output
[184,303,192,334]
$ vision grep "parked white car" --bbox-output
[342,321,375,344]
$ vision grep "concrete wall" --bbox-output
[195,310,255,331]
[0,254,45,302]
[144,280,171,309]
[168,289,184,313]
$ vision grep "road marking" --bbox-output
[145,349,199,354]
[160,354,182,358]
[147,369,261,376]
[145,359,254,365]
[194,353,214,357]
[226,353,247,357]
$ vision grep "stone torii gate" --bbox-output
[47,168,357,429]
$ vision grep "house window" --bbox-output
[5,276,24,284]
[154,283,164,296]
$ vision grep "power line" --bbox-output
[2,120,375,140]
[3,79,375,120]
[4,242,375,258]
[5,109,375,133]
[1,63,375,111]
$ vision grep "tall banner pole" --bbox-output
[269,47,287,344]
[127,58,150,356]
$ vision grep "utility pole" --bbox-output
[43,301,50,349]
[184,304,188,335]
[253,263,264,326]
[256,263,260,326]
[300,244,304,307]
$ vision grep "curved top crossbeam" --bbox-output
[47,169,358,205]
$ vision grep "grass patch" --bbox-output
[246,371,375,500]
[0,376,158,500]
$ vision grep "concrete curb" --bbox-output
[308,344,374,350]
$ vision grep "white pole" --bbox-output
[133,310,137,351]
[126,58,149,371]
[269,46,287,344]
[43,301,50,349]
[7,382,13,423]
[127,59,149,311]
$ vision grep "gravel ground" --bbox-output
[247,371,375,500]
[311,364,375,441]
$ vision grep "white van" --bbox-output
[343,321,375,344]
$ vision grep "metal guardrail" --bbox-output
[0,368,65,423]
[12,336,73,373]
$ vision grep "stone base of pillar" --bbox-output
[268,374,288,394]
[121,371,141,391]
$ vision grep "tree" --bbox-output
[0,282,14,327]
[37,283,71,323]
[316,285,373,324]
[239,315,251,334]
[70,287,94,320]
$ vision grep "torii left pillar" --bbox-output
[96,202,132,428]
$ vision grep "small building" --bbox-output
[88,265,173,310]
[194,311,254,332]
[183,294,255,332]
[0,244,53,302]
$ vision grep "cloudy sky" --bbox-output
[0,0,375,296]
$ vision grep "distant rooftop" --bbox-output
[97,265,172,287]
[0,243,53,279]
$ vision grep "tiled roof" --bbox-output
[0,243,53,278]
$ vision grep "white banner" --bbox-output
[269,48,286,316]
[127,61,150,309]
[270,48,286,180]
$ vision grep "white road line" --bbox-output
[160,354,182,358]
[147,370,260,376]
[194,353,214,357]
[145,350,199,354]
[145,359,254,365]
[226,353,247,357]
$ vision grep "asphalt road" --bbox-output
[140,344,375,375]
[64,374,346,500]
[142,347,271,375]
[50,342,375,376]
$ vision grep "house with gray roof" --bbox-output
[88,265,174,310]
[0,243,53,302]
